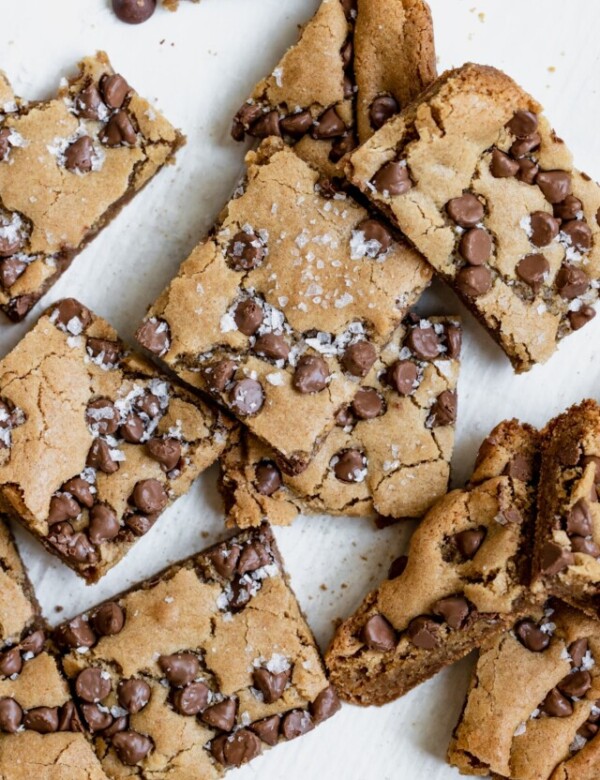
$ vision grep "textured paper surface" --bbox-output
[1,1,600,777]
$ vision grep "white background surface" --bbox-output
[2,1,600,777]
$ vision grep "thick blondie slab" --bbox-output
[0,299,234,582]
[219,315,461,526]
[534,400,600,617]
[325,419,540,706]
[136,139,431,473]
[232,0,436,175]
[348,63,600,372]
[52,525,339,778]
[0,52,183,321]
[449,601,600,780]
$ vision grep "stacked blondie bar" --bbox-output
[0,0,600,778]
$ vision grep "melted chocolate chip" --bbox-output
[459,228,492,265]
[371,161,412,196]
[131,479,168,514]
[310,685,341,723]
[567,499,592,537]
[541,688,573,718]
[433,595,470,630]
[253,667,291,703]
[23,707,59,733]
[342,341,377,377]
[112,730,153,765]
[100,74,130,109]
[226,230,266,271]
[490,148,520,178]
[91,602,125,636]
[352,387,384,420]
[101,110,137,147]
[540,540,575,575]
[55,616,96,649]
[253,333,290,362]
[75,667,112,703]
[0,698,22,732]
[555,264,590,300]
[516,254,550,293]
[507,110,538,138]
[63,476,95,506]
[64,136,94,173]
[89,504,120,545]
[455,527,486,559]
[281,710,314,740]
[529,212,560,247]
[536,170,572,204]
[173,681,210,715]
[455,266,493,298]
[118,679,151,714]
[254,461,282,496]
[361,614,396,651]
[293,355,329,394]
[112,0,156,24]
[159,653,199,687]
[406,326,441,360]
[332,449,366,483]
[135,318,171,356]
[312,107,346,139]
[447,194,484,228]
[201,699,237,731]
[387,360,418,395]
[212,729,262,767]
[234,299,263,336]
[430,390,457,427]
[87,439,119,474]
[280,111,313,138]
[229,379,265,416]
[370,94,400,130]
[250,714,281,746]
[407,616,439,649]
[146,438,181,471]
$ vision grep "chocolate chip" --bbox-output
[253,667,291,703]
[247,110,281,138]
[75,667,112,703]
[430,390,457,427]
[516,253,550,293]
[0,647,21,677]
[53,299,92,331]
[64,136,93,173]
[507,110,538,138]
[316,176,347,199]
[231,104,263,141]
[58,701,82,733]
[63,478,94,509]
[112,0,156,24]
[571,536,600,557]
[55,616,96,649]
[159,653,199,687]
[407,616,439,649]
[207,544,241,578]
[91,602,125,636]
[86,398,118,435]
[0,698,22,733]
[569,306,596,331]
[254,461,282,496]
[387,360,418,395]
[125,514,157,537]
[131,479,168,514]
[558,670,592,698]
[48,524,97,564]
[0,258,26,289]
[206,359,237,392]
[237,541,270,574]
[567,498,593,537]
[101,110,137,147]
[578,722,599,740]
[554,195,583,221]
[102,717,128,737]
[226,230,266,271]
[173,681,210,715]
[234,299,263,336]
[517,158,539,184]
[455,527,486,559]
[48,493,81,526]
[355,218,393,258]
[446,194,484,228]
[87,439,119,474]
[340,341,376,379]
[444,324,462,359]
[510,133,541,158]
[100,74,130,109]
[293,354,329,394]
[89,504,119,545]
[145,438,180,472]
[24,707,59,733]
[371,160,412,196]
[568,638,589,668]
[332,449,366,483]
[280,110,313,138]
[75,84,105,120]
[112,730,153,765]
[529,212,560,247]
[19,630,45,657]
[281,710,314,740]
[82,703,113,732]
[352,387,384,420]
[541,688,573,718]
[562,220,593,251]
[504,453,534,482]
[310,686,340,723]
[212,730,262,767]
[135,318,170,356]
[329,132,357,163]
[120,414,145,444]
[341,39,353,68]
[361,614,396,651]
[433,595,470,630]
[388,554,408,579]
[370,94,400,130]
[201,699,237,731]
[490,148,520,178]
[118,679,151,714]
[253,333,290,361]
[536,170,572,204]
[229,379,265,416]
[459,228,492,265]
[312,107,346,139]
[341,0,357,20]
[540,540,575,575]
[555,264,590,300]
[250,715,281,746]
[456,266,493,298]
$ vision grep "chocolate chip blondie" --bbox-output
[52,525,339,777]
[534,400,600,617]
[136,138,431,474]
[232,0,436,175]
[449,600,600,780]
[219,314,461,527]
[0,52,184,321]
[347,63,600,372]
[0,299,234,583]
[325,419,540,706]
